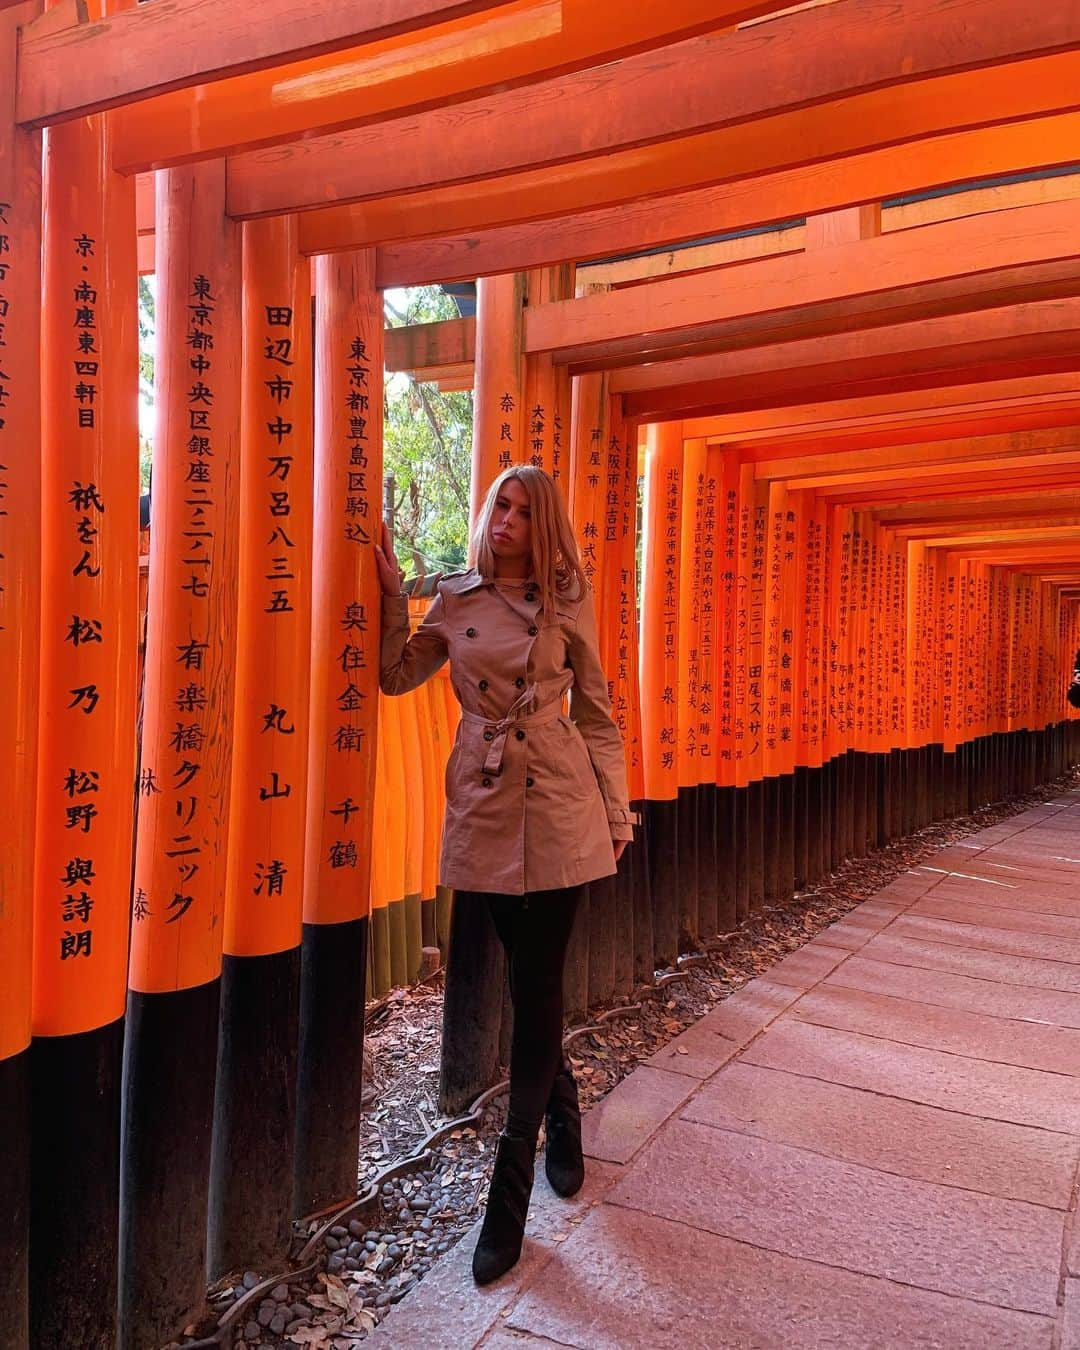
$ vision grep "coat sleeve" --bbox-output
[380,590,449,695]
[567,586,639,841]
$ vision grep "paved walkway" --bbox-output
[371,791,1080,1349]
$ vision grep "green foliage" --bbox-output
[138,275,155,492]
[383,287,473,574]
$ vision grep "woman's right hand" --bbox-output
[374,521,407,597]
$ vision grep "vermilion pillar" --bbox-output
[208,217,312,1277]
[676,436,706,947]
[297,249,381,1214]
[32,48,139,1345]
[0,9,41,1345]
[640,422,682,966]
[120,163,242,1350]
[470,272,527,531]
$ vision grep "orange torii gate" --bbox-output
[2,0,1080,1346]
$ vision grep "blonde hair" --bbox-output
[472,466,587,619]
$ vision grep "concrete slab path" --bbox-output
[369,791,1080,1349]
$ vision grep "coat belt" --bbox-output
[462,683,564,776]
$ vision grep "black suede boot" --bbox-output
[472,1133,535,1285]
[544,1067,585,1197]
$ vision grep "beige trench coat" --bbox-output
[380,569,637,895]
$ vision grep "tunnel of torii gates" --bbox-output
[3,0,1080,1344]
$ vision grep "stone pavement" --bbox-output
[369,792,1080,1349]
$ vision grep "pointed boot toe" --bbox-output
[544,1068,585,1198]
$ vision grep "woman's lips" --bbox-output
[493,531,511,542]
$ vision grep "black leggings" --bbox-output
[475,884,584,1145]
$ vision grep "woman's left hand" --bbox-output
[613,839,629,863]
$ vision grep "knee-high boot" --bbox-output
[472,1133,535,1285]
[544,1066,585,1197]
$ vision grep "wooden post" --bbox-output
[0,8,41,1345]
[208,216,311,1277]
[523,264,574,486]
[32,48,138,1345]
[676,436,706,947]
[696,447,720,939]
[296,249,381,1215]
[640,422,682,968]
[121,162,241,1350]
[469,271,527,531]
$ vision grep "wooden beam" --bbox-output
[384,316,474,372]
[683,374,1080,446]
[754,427,1080,483]
[370,113,1080,284]
[614,296,1080,418]
[802,450,1080,492]
[16,0,516,126]
[108,0,785,174]
[228,0,1080,218]
[525,199,1080,366]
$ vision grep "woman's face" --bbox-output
[489,477,533,563]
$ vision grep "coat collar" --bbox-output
[443,568,536,596]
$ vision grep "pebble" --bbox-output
[290,1302,312,1319]
[411,1197,430,1212]
[347,1240,363,1258]
[364,1230,379,1243]
[327,1253,345,1274]
[420,1219,434,1233]
[364,1239,378,1253]
[324,1235,340,1251]
[242,1272,260,1291]
[375,1291,395,1309]
[398,1208,411,1224]
[345,1257,361,1270]
[257,1304,275,1328]
[387,1244,402,1259]
[270,1312,287,1336]
[381,1182,394,1195]
[271,1284,290,1302]
[286,1318,306,1334]
[330,1224,348,1237]
[376,1257,396,1276]
[244,1322,260,1342]
[348,1219,365,1238]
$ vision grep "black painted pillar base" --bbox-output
[439,897,502,1115]
[793,766,809,891]
[1,1049,29,1350]
[120,981,220,1350]
[836,752,850,865]
[421,894,437,950]
[733,785,750,923]
[676,786,700,952]
[32,1019,123,1350]
[715,785,737,931]
[697,783,719,941]
[369,905,391,999]
[294,918,368,1217]
[630,800,654,985]
[613,852,636,1000]
[587,873,617,1008]
[209,947,300,1279]
[404,892,423,985]
[851,752,868,859]
[762,776,781,904]
[876,752,891,847]
[644,796,679,968]
[436,885,453,960]
[388,897,408,989]
[746,779,765,913]
[776,773,795,905]
[803,765,822,886]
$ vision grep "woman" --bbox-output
[376,465,637,1285]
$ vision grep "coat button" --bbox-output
[466,626,477,638]
[515,729,525,741]
[525,591,536,603]
[479,679,489,691]
[528,624,538,636]
[483,730,494,742]
[514,677,525,688]
[482,776,493,788]
[526,776,535,788]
